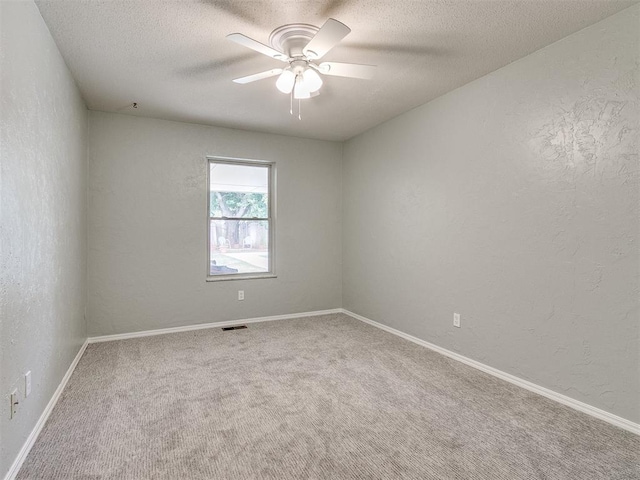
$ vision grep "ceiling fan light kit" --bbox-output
[275,61,323,99]
[228,18,375,117]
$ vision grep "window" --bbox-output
[207,157,275,280]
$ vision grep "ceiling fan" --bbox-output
[227,19,375,117]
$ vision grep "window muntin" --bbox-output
[207,159,274,280]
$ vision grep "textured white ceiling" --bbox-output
[35,0,637,141]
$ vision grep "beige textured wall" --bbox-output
[0,2,88,476]
[87,112,342,336]
[342,6,639,422]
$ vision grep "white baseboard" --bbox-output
[6,307,636,480]
[4,339,89,480]
[87,309,343,343]
[341,309,640,436]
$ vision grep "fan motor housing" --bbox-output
[269,24,319,58]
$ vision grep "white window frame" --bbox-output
[206,156,276,282]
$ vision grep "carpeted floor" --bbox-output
[17,313,639,479]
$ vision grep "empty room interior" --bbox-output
[1,0,639,478]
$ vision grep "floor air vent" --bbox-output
[222,325,248,331]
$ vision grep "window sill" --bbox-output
[206,274,277,282]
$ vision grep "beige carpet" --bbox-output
[17,313,639,479]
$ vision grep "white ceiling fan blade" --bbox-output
[303,18,351,60]
[233,69,283,84]
[227,33,288,62]
[318,62,376,79]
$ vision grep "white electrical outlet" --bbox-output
[453,313,461,328]
[25,371,32,397]
[10,389,18,419]
[238,290,244,301]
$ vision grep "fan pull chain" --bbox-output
[287,74,302,120]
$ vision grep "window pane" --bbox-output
[209,163,269,219]
[209,219,269,276]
